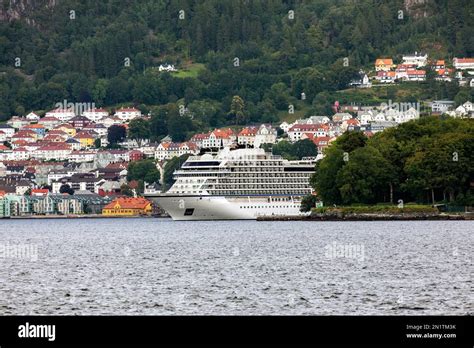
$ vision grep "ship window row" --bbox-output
[207,190,311,195]
[218,179,308,184]
[231,167,284,172]
[240,205,297,209]
[212,184,308,188]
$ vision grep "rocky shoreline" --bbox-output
[257,212,473,221]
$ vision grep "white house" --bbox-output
[406,69,426,81]
[453,58,474,70]
[7,117,29,129]
[154,142,199,160]
[100,116,123,128]
[25,112,40,122]
[114,107,141,122]
[431,100,455,113]
[0,124,15,138]
[254,124,277,148]
[201,129,236,149]
[358,112,374,125]
[32,143,73,161]
[279,121,291,133]
[11,147,31,161]
[45,108,76,122]
[287,124,328,142]
[402,53,428,67]
[68,151,97,163]
[82,108,109,122]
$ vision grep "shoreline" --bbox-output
[257,213,474,221]
[1,214,170,220]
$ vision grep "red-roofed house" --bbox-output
[33,143,72,160]
[202,128,236,148]
[237,127,258,146]
[288,124,328,142]
[376,71,396,83]
[129,150,144,162]
[406,69,426,81]
[39,116,61,130]
[154,142,199,160]
[453,58,474,70]
[375,58,394,72]
[12,130,37,143]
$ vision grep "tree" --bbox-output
[312,146,345,205]
[107,125,126,145]
[127,160,161,183]
[128,118,150,140]
[336,146,395,204]
[300,194,318,212]
[59,184,74,195]
[228,95,247,125]
[291,139,318,159]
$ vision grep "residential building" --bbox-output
[38,116,61,130]
[0,124,15,138]
[376,71,396,83]
[154,142,199,160]
[254,124,277,148]
[287,124,328,142]
[201,128,236,149]
[25,112,40,122]
[45,108,76,122]
[402,53,428,67]
[7,116,29,129]
[82,108,109,122]
[74,131,96,149]
[431,100,455,113]
[114,107,141,121]
[453,57,474,70]
[406,69,426,81]
[68,115,91,129]
[375,58,394,72]
[237,127,258,147]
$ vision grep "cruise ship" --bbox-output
[146,147,316,220]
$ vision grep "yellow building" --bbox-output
[55,124,77,137]
[102,197,152,216]
[74,131,95,148]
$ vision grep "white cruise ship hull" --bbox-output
[148,195,309,221]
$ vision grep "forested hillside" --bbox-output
[1,0,473,139]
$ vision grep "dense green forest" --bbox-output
[312,117,474,205]
[1,0,473,139]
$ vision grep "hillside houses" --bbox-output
[154,142,199,160]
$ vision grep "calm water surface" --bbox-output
[0,219,472,315]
